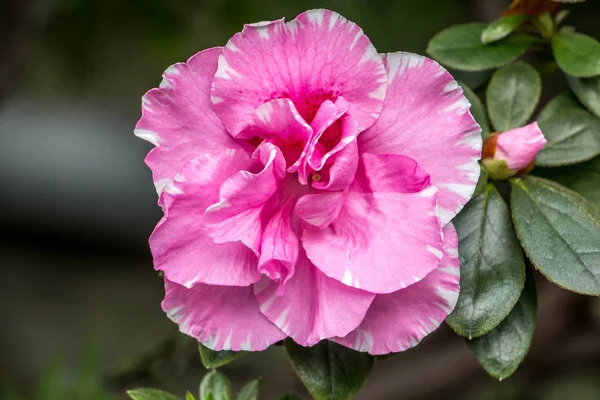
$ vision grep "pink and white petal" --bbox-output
[211,9,387,137]
[333,223,460,355]
[302,153,443,294]
[359,52,482,225]
[204,142,286,253]
[495,122,546,170]
[163,279,286,351]
[312,139,359,191]
[295,191,345,229]
[254,252,375,346]
[258,199,299,282]
[150,151,262,288]
[135,47,241,198]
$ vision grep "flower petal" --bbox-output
[150,151,261,288]
[163,279,286,351]
[312,139,360,191]
[302,153,443,294]
[295,191,345,229]
[254,252,375,346]
[495,122,546,170]
[204,142,286,254]
[359,52,482,225]
[333,223,460,355]
[211,9,387,137]
[135,47,240,198]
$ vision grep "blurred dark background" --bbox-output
[1,0,599,399]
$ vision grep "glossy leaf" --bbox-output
[534,157,600,208]
[511,176,600,296]
[566,74,600,118]
[427,23,536,71]
[236,380,260,400]
[127,389,181,400]
[552,32,600,78]
[459,82,491,137]
[486,62,541,132]
[536,96,600,167]
[285,339,373,400]
[199,344,245,369]
[200,370,231,400]
[468,267,537,381]
[473,164,489,197]
[481,15,529,44]
[447,184,525,338]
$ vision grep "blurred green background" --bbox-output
[1,0,599,399]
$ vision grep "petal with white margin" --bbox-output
[302,153,443,294]
[333,223,460,355]
[359,52,482,225]
[163,279,286,351]
[254,252,375,346]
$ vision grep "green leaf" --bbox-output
[510,176,600,296]
[447,184,525,338]
[285,339,373,400]
[200,370,231,400]
[459,82,491,138]
[534,157,600,208]
[467,267,537,381]
[35,353,67,400]
[486,62,541,132]
[473,163,489,197]
[127,389,181,400]
[235,379,260,400]
[199,344,245,369]
[186,392,196,400]
[481,15,529,44]
[552,32,600,78]
[536,96,600,167]
[566,74,600,118]
[427,23,536,72]
[277,395,301,400]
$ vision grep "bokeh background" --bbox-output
[1,0,600,399]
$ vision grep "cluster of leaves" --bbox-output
[427,0,600,381]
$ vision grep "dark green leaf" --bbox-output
[427,23,536,72]
[285,339,373,400]
[510,176,600,296]
[468,267,537,381]
[200,370,231,400]
[536,96,600,166]
[481,15,529,44]
[459,82,491,137]
[486,62,541,131]
[566,74,600,118]
[127,389,181,400]
[534,157,600,208]
[473,164,489,196]
[199,344,245,369]
[450,69,494,90]
[552,32,600,78]
[235,379,260,400]
[447,184,525,338]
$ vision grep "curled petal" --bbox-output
[211,9,387,138]
[163,279,285,351]
[302,153,443,294]
[311,139,359,191]
[135,47,240,199]
[359,52,482,225]
[150,151,261,288]
[254,252,375,346]
[333,223,460,355]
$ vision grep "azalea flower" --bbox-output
[482,122,546,180]
[135,9,482,354]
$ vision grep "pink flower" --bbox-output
[135,9,482,354]
[482,122,546,180]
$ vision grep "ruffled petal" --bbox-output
[302,153,443,294]
[359,52,482,225]
[333,223,460,355]
[204,142,286,254]
[150,151,261,288]
[135,47,240,198]
[295,191,345,229]
[311,139,359,191]
[211,9,387,137]
[163,279,286,351]
[254,252,375,346]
